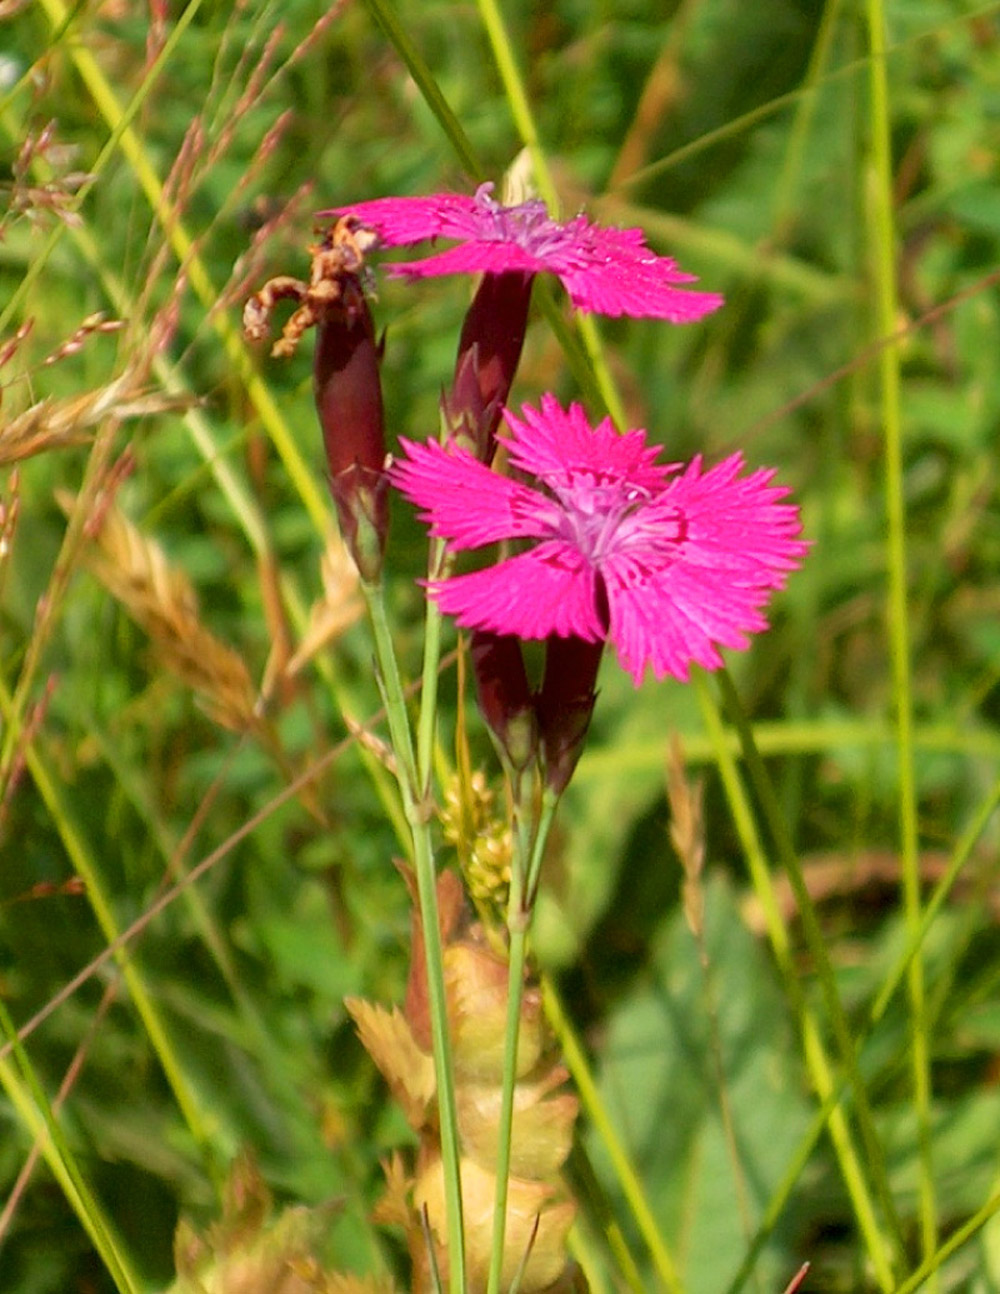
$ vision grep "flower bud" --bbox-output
[314,299,389,582]
[536,635,604,795]
[448,271,533,461]
[470,630,537,771]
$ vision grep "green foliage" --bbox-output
[1,0,1000,1291]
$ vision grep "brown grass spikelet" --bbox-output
[63,491,259,733]
[371,1154,412,1231]
[0,319,34,374]
[343,997,436,1130]
[41,312,126,366]
[0,466,20,565]
[0,370,197,466]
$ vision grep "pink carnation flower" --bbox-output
[391,396,807,685]
[322,184,723,322]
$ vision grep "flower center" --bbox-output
[546,469,687,565]
[472,183,575,260]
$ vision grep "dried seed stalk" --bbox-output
[67,494,259,733]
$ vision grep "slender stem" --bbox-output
[0,1000,142,1294]
[361,0,484,182]
[696,675,898,1290]
[524,786,560,907]
[890,1191,1000,1294]
[27,0,330,536]
[487,782,591,1294]
[865,0,935,1273]
[0,677,215,1163]
[361,580,465,1294]
[486,770,534,1294]
[416,539,451,793]
[473,0,626,431]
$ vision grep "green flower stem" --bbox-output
[486,770,534,1294]
[487,782,582,1294]
[487,840,528,1293]
[361,579,465,1294]
[524,786,559,908]
[416,539,452,794]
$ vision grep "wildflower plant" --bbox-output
[245,179,805,1293]
[6,4,999,1291]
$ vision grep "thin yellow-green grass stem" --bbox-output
[362,581,466,1294]
[0,0,203,330]
[542,980,683,1294]
[713,668,907,1258]
[769,0,844,238]
[576,716,1000,779]
[864,0,936,1273]
[727,765,1000,1293]
[487,781,563,1294]
[0,676,216,1164]
[417,538,453,797]
[361,0,484,181]
[473,0,626,430]
[0,95,409,855]
[28,0,329,536]
[564,1139,645,1294]
[76,230,409,842]
[0,1025,141,1294]
[695,674,897,1291]
[729,755,998,1288]
[891,1192,1000,1294]
[564,1216,612,1294]
[486,805,530,1294]
[722,1099,829,1294]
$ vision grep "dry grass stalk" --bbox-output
[0,369,196,466]
[63,491,259,733]
[0,672,56,841]
[666,732,706,941]
[4,120,92,229]
[0,466,20,566]
[0,319,34,373]
[342,713,397,776]
[285,530,364,677]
